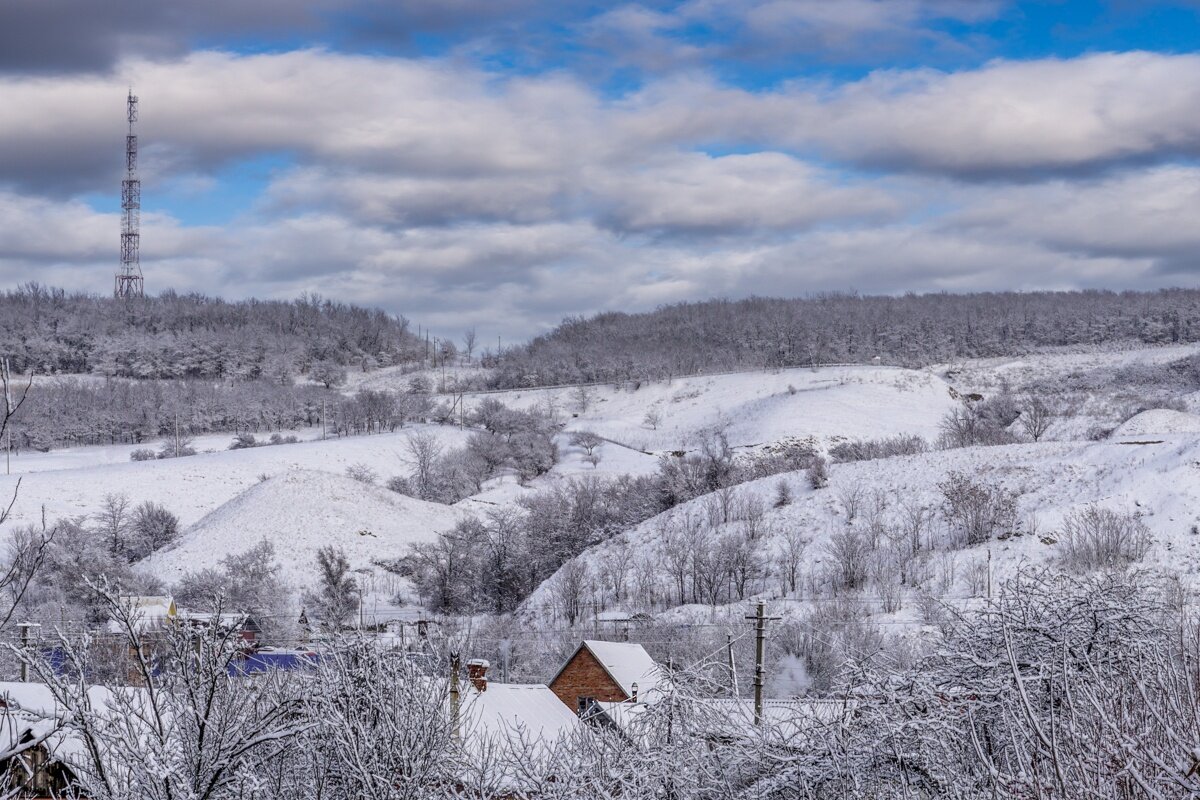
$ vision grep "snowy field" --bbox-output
[463,365,958,453]
[0,424,472,530]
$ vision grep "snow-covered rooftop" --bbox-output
[459,682,580,750]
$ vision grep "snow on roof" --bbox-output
[0,682,144,768]
[105,595,178,634]
[575,640,665,700]
[459,682,580,750]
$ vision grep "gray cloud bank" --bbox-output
[1,48,1199,337]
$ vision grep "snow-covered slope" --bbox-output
[0,424,471,529]
[467,366,957,453]
[523,434,1200,623]
[142,470,462,587]
[1112,409,1200,438]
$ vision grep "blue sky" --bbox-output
[2,0,1200,338]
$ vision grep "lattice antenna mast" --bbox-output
[115,90,144,299]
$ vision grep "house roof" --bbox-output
[109,595,177,633]
[550,640,666,701]
[0,681,142,769]
[459,682,580,749]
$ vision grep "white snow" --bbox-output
[459,682,581,748]
[1111,408,1200,437]
[465,365,957,453]
[141,469,462,587]
[525,432,1200,626]
[0,424,471,530]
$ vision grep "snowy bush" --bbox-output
[228,433,258,450]
[938,471,1019,546]
[129,448,155,462]
[829,434,927,462]
[130,501,180,557]
[345,463,378,485]
[1057,505,1152,571]
[806,456,829,489]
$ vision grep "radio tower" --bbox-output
[114,90,144,299]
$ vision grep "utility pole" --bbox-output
[17,623,38,681]
[727,632,738,696]
[321,398,327,441]
[745,601,781,727]
[448,652,461,739]
[174,411,180,458]
[987,547,993,600]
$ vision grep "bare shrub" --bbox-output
[1019,397,1053,441]
[825,528,869,591]
[829,434,928,463]
[965,556,989,597]
[346,463,378,485]
[1058,506,1152,571]
[774,478,793,507]
[837,484,863,524]
[807,456,829,489]
[938,471,1019,546]
[938,405,1017,448]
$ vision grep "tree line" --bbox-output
[0,283,420,379]
[486,288,1200,388]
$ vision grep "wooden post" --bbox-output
[449,652,461,739]
[745,601,780,727]
[727,632,738,696]
[17,623,38,682]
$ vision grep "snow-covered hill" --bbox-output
[141,470,462,587]
[523,433,1200,624]
[466,366,958,453]
[0,424,471,529]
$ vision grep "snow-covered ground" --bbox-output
[10,347,1200,612]
[463,366,957,453]
[142,469,462,587]
[0,424,472,530]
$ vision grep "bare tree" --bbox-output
[311,546,359,629]
[405,431,444,501]
[463,327,478,362]
[1019,397,1053,442]
[553,559,589,625]
[569,430,603,457]
[778,528,807,595]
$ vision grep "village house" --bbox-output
[548,640,666,713]
[0,682,124,799]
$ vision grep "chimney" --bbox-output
[466,658,490,692]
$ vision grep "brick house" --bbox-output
[548,640,665,713]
